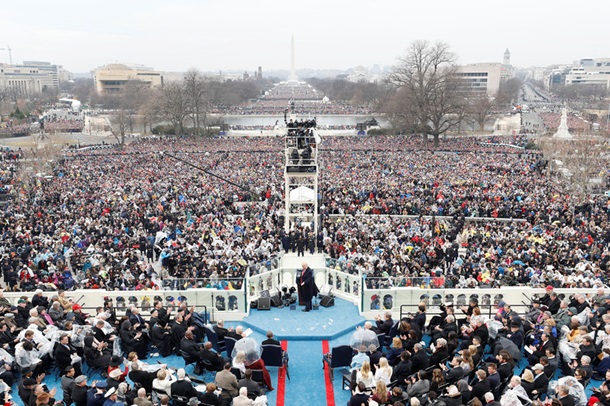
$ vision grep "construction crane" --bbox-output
[0,46,13,65]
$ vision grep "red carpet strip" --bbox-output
[322,340,335,406]
[276,340,288,406]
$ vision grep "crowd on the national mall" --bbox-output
[0,133,608,405]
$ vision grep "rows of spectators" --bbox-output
[346,286,610,405]
[0,134,608,293]
[539,112,590,133]
[8,290,276,406]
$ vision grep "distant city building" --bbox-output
[524,66,547,82]
[20,61,70,89]
[456,63,502,95]
[0,60,70,95]
[564,58,610,87]
[345,65,381,83]
[503,49,511,66]
[456,49,514,96]
[93,63,163,94]
[0,63,46,95]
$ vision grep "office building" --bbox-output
[93,63,163,94]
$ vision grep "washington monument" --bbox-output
[289,35,298,82]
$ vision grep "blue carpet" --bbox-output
[242,298,364,340]
[282,340,337,405]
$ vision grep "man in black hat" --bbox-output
[507,322,524,349]
[523,300,542,329]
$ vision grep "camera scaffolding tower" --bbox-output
[283,102,319,234]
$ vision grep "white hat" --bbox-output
[109,369,123,379]
[448,386,459,397]
[104,387,116,398]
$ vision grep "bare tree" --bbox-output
[466,92,497,131]
[109,104,130,146]
[386,40,464,146]
[184,68,210,136]
[541,136,608,201]
[139,89,161,134]
[379,87,420,134]
[159,81,189,135]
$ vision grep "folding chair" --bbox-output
[323,344,353,381]
[224,336,237,358]
[261,344,290,380]
[203,326,225,354]
[179,350,198,374]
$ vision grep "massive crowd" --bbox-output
[0,133,608,294]
[213,82,373,116]
[0,130,608,406]
[344,284,610,406]
[539,112,590,133]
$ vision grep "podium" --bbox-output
[295,270,305,306]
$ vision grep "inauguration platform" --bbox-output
[241,297,364,341]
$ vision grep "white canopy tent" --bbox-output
[289,186,315,202]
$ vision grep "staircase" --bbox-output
[280,252,326,271]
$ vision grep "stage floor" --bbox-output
[240,297,364,341]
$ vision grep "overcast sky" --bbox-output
[1,0,607,74]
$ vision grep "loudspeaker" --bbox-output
[270,296,283,307]
[257,297,271,310]
[320,296,335,308]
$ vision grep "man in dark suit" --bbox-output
[55,333,81,376]
[556,384,576,406]
[129,308,147,332]
[405,305,427,331]
[410,344,429,373]
[153,300,173,325]
[527,333,554,365]
[299,262,318,312]
[497,353,513,381]
[348,382,370,406]
[201,342,225,371]
[531,364,549,398]
[430,314,453,342]
[213,320,229,342]
[92,320,115,347]
[237,369,262,397]
[180,331,207,373]
[375,312,394,336]
[470,370,491,403]
[128,363,156,393]
[71,375,89,406]
[486,363,501,389]
[170,368,198,401]
[441,356,464,383]
[262,331,280,346]
[506,322,524,349]
[547,293,561,315]
[391,351,412,383]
